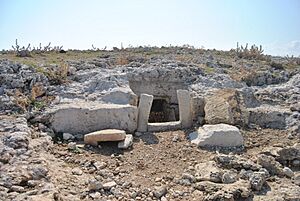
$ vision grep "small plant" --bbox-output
[285,55,300,66]
[12,39,31,57]
[235,42,265,60]
[13,89,30,111]
[45,62,70,85]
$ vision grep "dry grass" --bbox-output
[175,54,193,63]
[45,62,70,85]
[0,51,103,67]
[13,89,30,111]
[31,83,46,100]
[115,54,130,65]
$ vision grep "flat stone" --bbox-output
[118,134,133,149]
[190,124,244,148]
[103,181,117,189]
[283,167,294,178]
[148,121,181,132]
[88,179,103,191]
[49,101,138,134]
[153,186,167,198]
[71,168,83,175]
[63,133,74,141]
[84,129,126,146]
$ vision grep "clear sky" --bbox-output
[0,0,300,56]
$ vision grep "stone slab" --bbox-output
[148,121,181,132]
[84,129,126,146]
[49,101,138,134]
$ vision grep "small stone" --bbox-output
[118,134,133,149]
[182,173,195,183]
[63,133,74,141]
[222,171,237,184]
[72,168,83,175]
[249,172,266,191]
[88,179,103,191]
[67,142,77,150]
[94,162,107,170]
[293,173,300,185]
[153,186,167,199]
[155,177,162,182]
[74,133,84,140]
[27,180,39,187]
[103,181,117,190]
[172,134,180,142]
[89,192,101,199]
[161,196,168,201]
[239,169,254,180]
[292,160,300,167]
[283,167,294,178]
[135,132,142,137]
[10,185,25,192]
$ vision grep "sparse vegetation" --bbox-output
[45,62,70,85]
[235,42,266,60]
[12,39,31,57]
[10,39,65,58]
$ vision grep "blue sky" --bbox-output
[0,0,300,56]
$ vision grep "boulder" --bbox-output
[190,124,244,148]
[204,89,249,127]
[84,129,126,146]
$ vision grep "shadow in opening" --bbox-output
[148,98,179,123]
[86,141,125,156]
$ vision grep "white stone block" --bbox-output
[177,90,192,128]
[137,94,153,132]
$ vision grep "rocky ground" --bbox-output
[0,47,300,200]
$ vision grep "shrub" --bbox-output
[270,61,284,70]
[235,43,265,60]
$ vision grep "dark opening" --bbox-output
[148,98,179,123]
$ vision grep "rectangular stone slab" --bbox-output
[148,121,181,132]
[84,129,126,145]
[48,101,138,134]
